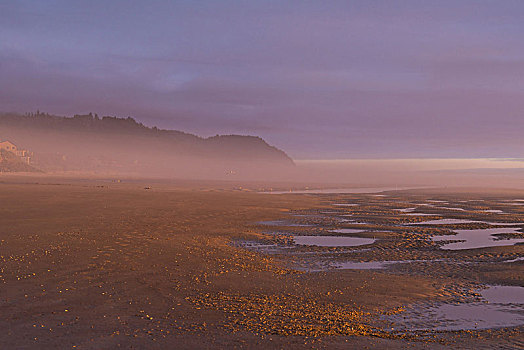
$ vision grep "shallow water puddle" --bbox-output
[407,218,523,226]
[433,227,524,250]
[293,235,376,247]
[330,228,367,234]
[395,207,416,212]
[487,222,524,226]
[391,286,524,331]
[481,285,524,304]
[503,257,524,263]
[436,206,466,211]
[404,304,524,330]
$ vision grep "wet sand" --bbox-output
[0,178,523,349]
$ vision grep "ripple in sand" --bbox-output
[340,220,372,225]
[257,220,313,227]
[406,218,480,225]
[293,235,376,247]
[334,260,427,270]
[330,228,366,234]
[403,213,437,216]
[264,186,417,194]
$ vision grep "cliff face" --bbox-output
[0,113,294,178]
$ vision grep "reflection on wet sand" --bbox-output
[240,190,524,336]
[433,227,524,250]
[391,286,524,331]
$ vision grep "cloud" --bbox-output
[1,1,524,158]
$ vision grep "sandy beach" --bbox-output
[0,177,521,349]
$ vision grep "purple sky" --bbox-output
[1,1,524,159]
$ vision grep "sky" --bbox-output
[1,0,524,159]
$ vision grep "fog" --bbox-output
[3,131,524,190]
[0,114,297,182]
[291,159,524,189]
[1,113,523,189]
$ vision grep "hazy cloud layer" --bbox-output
[1,1,524,158]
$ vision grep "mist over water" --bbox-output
[290,159,524,189]
[2,114,523,188]
[3,126,524,188]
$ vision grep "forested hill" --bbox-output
[0,112,294,178]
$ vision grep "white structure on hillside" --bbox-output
[0,141,32,164]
